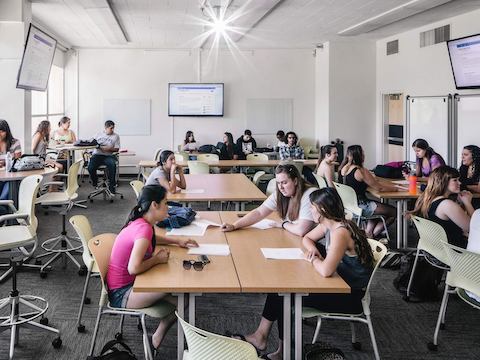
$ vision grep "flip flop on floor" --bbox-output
[224,331,264,354]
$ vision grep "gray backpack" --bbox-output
[11,154,45,172]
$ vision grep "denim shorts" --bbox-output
[108,284,133,308]
[358,199,378,217]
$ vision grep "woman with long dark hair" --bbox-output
[459,145,480,193]
[222,164,316,236]
[0,119,22,162]
[107,185,197,351]
[339,145,398,238]
[231,188,374,359]
[315,144,338,187]
[32,120,64,171]
[411,166,473,248]
[182,130,198,152]
[145,150,186,193]
[218,132,239,160]
[411,139,445,177]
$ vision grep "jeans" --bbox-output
[88,154,117,193]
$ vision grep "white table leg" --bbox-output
[175,293,185,360]
[402,200,408,248]
[235,202,240,211]
[240,202,245,211]
[295,294,307,360]
[396,200,403,249]
[188,293,201,327]
[280,293,291,360]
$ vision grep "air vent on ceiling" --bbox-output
[420,24,450,48]
[386,40,399,55]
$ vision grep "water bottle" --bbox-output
[408,173,417,195]
[6,152,13,172]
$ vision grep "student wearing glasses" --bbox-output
[107,185,197,352]
[221,164,317,236]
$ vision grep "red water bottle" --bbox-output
[409,175,417,195]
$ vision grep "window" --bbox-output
[31,64,64,135]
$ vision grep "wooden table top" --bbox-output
[139,159,318,169]
[168,174,267,202]
[133,212,241,293]
[0,166,58,181]
[220,212,350,294]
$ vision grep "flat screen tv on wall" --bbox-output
[168,83,224,116]
[447,33,480,90]
[16,24,57,91]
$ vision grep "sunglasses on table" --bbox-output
[183,256,210,271]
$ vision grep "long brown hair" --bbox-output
[309,188,374,268]
[275,164,309,221]
[338,145,363,176]
[411,166,460,217]
[35,120,51,142]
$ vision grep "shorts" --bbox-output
[108,284,133,308]
[358,199,378,217]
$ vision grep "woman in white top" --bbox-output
[315,144,338,187]
[145,150,186,194]
[182,131,198,152]
[221,164,317,236]
[32,120,64,171]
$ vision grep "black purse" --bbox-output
[86,339,137,360]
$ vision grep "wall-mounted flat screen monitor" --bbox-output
[16,24,57,91]
[168,83,224,116]
[447,33,480,89]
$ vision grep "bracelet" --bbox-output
[281,220,289,229]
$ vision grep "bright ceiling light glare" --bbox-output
[212,17,228,34]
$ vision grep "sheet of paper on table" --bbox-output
[165,218,221,236]
[249,219,276,230]
[261,248,305,260]
[188,244,230,256]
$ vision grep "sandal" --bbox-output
[225,331,265,354]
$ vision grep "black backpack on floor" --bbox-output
[304,343,345,360]
[87,339,137,360]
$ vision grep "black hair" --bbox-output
[0,119,15,150]
[285,131,298,145]
[158,150,174,167]
[104,120,115,128]
[321,144,336,160]
[124,185,167,229]
[459,145,480,186]
[244,129,252,136]
[412,139,439,177]
[276,130,285,138]
[184,131,195,144]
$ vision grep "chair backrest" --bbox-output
[332,182,362,217]
[18,174,43,233]
[175,152,188,162]
[246,153,268,162]
[66,159,83,198]
[266,178,277,196]
[130,180,144,199]
[188,161,210,174]
[365,239,388,295]
[69,215,94,268]
[176,312,259,360]
[442,242,480,301]
[411,216,450,265]
[153,148,162,161]
[88,233,117,305]
[252,171,266,187]
[313,174,328,189]
[197,153,219,162]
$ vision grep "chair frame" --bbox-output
[130,180,144,199]
[88,154,124,202]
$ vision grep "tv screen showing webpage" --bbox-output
[168,83,224,116]
[447,33,480,89]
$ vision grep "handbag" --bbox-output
[87,339,137,360]
[11,154,45,172]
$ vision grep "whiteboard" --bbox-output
[246,99,293,135]
[456,94,480,166]
[103,99,151,136]
[407,96,450,164]
[17,25,57,91]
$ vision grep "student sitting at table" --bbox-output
[276,130,286,150]
[221,164,316,236]
[411,166,474,248]
[315,144,338,187]
[411,138,445,177]
[0,119,22,202]
[182,130,198,152]
[339,145,398,239]
[51,116,77,167]
[278,131,304,160]
[236,129,257,159]
[107,185,198,352]
[145,150,186,194]
[88,120,120,195]
[230,188,374,359]
[32,120,64,171]
[218,132,239,160]
[459,145,480,193]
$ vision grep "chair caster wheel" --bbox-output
[78,266,87,276]
[427,342,438,351]
[120,195,124,199]
[52,337,62,349]
[40,271,48,279]
[78,324,85,333]
[35,259,42,265]
[84,297,91,304]
[110,199,113,203]
[40,317,49,325]
[115,332,123,341]
[352,342,362,350]
[440,323,445,330]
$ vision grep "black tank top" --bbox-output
[427,198,467,248]
[344,168,368,201]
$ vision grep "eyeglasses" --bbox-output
[183,257,210,271]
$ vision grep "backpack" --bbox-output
[198,144,219,154]
[74,139,98,147]
[11,154,45,172]
[373,161,411,179]
[157,206,197,229]
[393,251,444,302]
[304,343,345,360]
[87,339,137,360]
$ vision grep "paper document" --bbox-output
[165,218,221,236]
[249,219,276,230]
[261,248,305,260]
[180,189,205,194]
[391,180,409,185]
[188,244,230,256]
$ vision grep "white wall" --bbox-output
[376,8,480,162]
[77,48,315,170]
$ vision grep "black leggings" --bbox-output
[261,291,364,340]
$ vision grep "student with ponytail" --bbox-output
[145,150,186,193]
[107,185,197,351]
[231,188,374,359]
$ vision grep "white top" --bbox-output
[145,167,170,186]
[93,131,121,156]
[183,142,198,151]
[262,187,316,222]
[466,209,480,301]
[277,140,286,148]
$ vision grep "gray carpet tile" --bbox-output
[0,179,479,360]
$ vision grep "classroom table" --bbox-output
[48,144,98,169]
[167,173,267,210]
